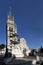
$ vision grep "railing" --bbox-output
[9,33,18,37]
[10,40,19,44]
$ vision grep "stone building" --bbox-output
[6,11,31,57]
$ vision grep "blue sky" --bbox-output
[0,0,43,49]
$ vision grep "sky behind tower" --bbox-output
[0,0,43,49]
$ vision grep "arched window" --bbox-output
[9,27,13,32]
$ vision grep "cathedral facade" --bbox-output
[6,11,31,57]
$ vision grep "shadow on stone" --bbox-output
[4,48,12,59]
[40,61,43,65]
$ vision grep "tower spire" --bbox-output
[8,7,13,21]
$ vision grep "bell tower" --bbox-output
[6,10,18,53]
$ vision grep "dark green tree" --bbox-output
[39,46,43,53]
[0,44,5,50]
